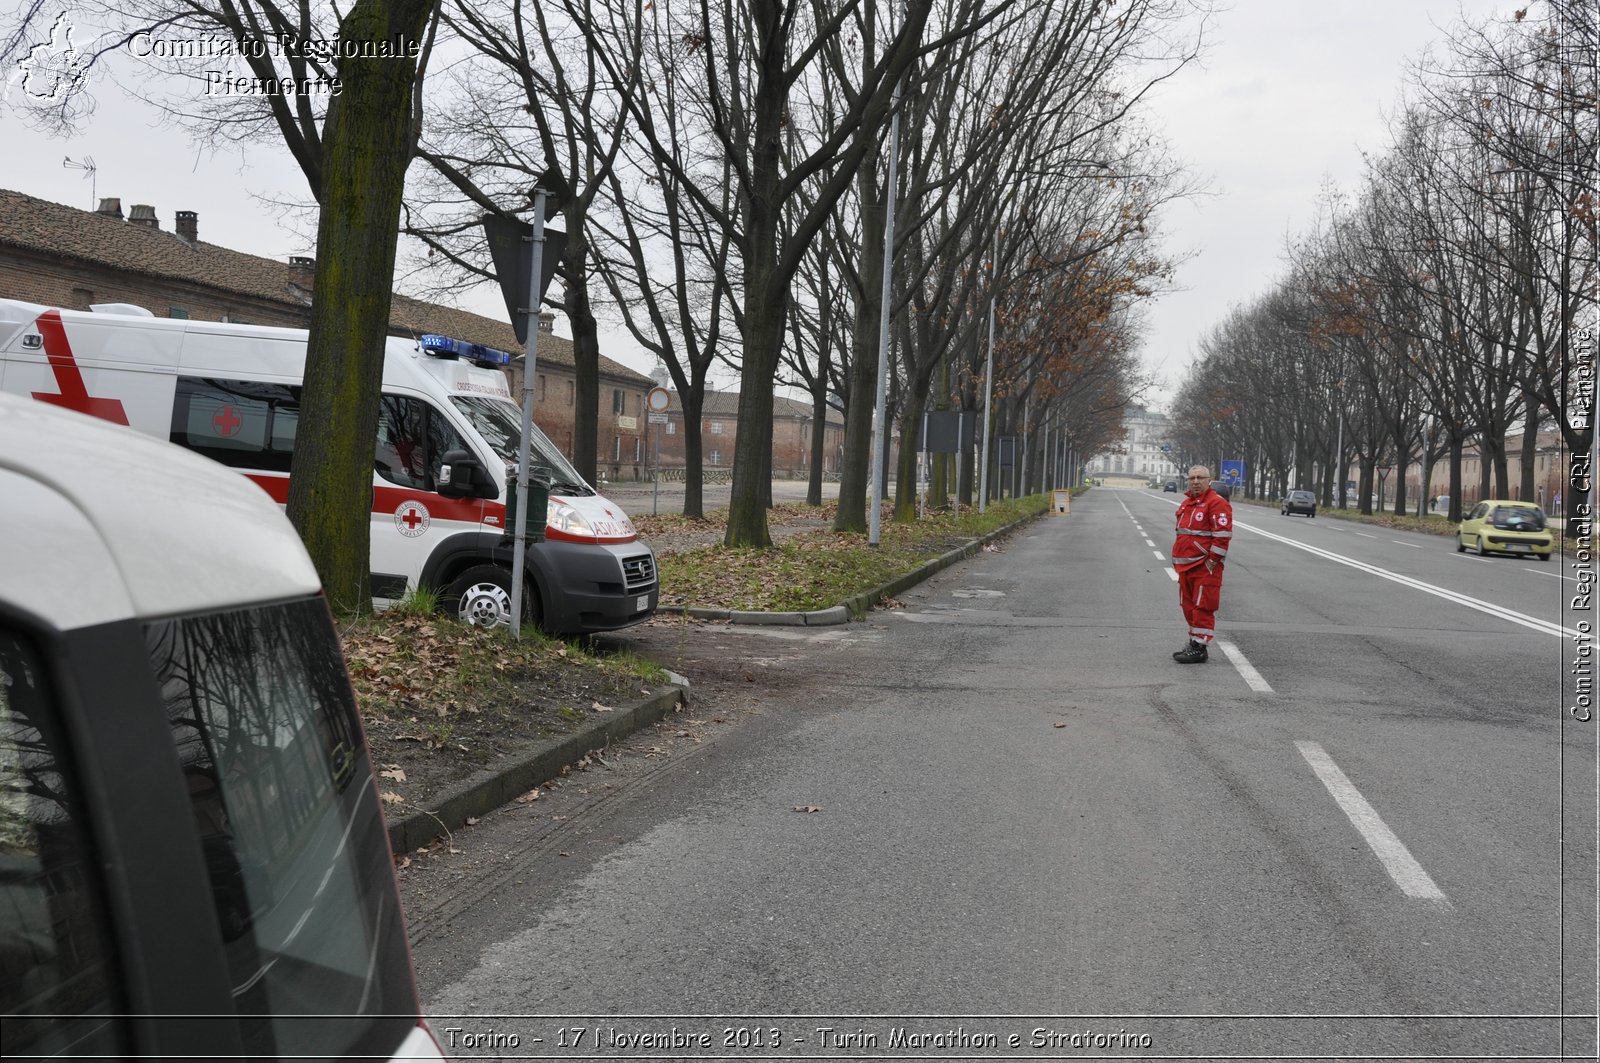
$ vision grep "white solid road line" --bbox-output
[1391,540,1422,548]
[1296,741,1449,903]
[1216,638,1273,693]
[1355,532,1378,538]
[1236,519,1578,639]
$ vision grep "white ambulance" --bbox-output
[0,300,657,634]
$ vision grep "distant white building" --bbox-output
[1086,406,1177,479]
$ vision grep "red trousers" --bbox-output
[1178,566,1222,643]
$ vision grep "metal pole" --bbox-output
[869,5,904,548]
[1042,416,1050,492]
[652,415,660,516]
[979,228,998,513]
[509,189,547,641]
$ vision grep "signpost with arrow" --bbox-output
[481,178,568,638]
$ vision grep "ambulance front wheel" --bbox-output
[444,564,538,629]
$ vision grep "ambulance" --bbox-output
[0,299,658,634]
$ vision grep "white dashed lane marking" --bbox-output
[1216,638,1272,693]
[1296,741,1449,904]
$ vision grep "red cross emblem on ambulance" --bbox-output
[394,501,430,537]
[212,405,242,437]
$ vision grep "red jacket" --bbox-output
[1172,488,1233,573]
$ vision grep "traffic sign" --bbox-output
[648,412,668,424]
[1220,459,1245,485]
[646,386,671,412]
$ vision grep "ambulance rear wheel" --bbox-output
[443,564,538,629]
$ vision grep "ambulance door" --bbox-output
[369,393,488,601]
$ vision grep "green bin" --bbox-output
[502,473,549,542]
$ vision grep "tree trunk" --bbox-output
[680,390,706,519]
[808,389,828,506]
[834,169,885,533]
[285,0,434,615]
[566,236,600,484]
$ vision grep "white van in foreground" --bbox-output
[0,394,443,1059]
[0,300,657,634]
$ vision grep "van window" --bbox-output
[171,378,299,473]
[144,598,413,1058]
[374,395,471,492]
[0,628,127,1058]
[450,395,589,493]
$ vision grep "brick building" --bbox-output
[650,388,847,479]
[0,188,655,479]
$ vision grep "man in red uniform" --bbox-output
[1171,465,1233,663]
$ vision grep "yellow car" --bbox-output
[1457,499,1554,560]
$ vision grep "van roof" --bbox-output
[0,392,321,631]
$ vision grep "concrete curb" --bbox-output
[385,682,688,853]
[662,509,1047,627]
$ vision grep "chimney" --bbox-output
[288,255,315,286]
[175,210,198,244]
[128,204,160,229]
[538,311,556,334]
[95,198,123,219]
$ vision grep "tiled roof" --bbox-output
[0,187,648,385]
[674,389,844,424]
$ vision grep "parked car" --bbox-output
[1281,490,1317,517]
[1457,499,1553,560]
[1164,479,1179,492]
[0,394,446,1060]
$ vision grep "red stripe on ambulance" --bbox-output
[32,311,130,424]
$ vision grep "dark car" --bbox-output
[1164,479,1179,492]
[1282,490,1316,517]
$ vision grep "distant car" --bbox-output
[1457,499,1553,560]
[1210,480,1232,499]
[1281,490,1316,517]
[1164,479,1179,492]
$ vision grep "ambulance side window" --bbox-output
[171,378,299,473]
[0,628,128,1057]
[374,397,470,493]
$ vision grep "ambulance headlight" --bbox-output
[546,498,594,536]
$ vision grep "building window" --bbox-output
[538,374,546,401]
[168,307,189,319]
[710,449,721,466]
[612,389,624,414]
[666,421,676,435]
[710,422,724,435]
[565,380,574,406]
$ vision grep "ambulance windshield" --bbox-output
[451,396,592,495]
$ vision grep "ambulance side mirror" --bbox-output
[437,449,496,500]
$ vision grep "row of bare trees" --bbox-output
[1167,0,1596,523]
[407,0,1204,545]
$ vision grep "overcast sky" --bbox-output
[3,0,1511,404]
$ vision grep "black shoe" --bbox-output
[1172,642,1209,664]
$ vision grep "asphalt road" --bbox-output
[413,486,1596,1061]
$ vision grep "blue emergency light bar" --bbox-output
[420,334,515,368]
